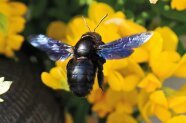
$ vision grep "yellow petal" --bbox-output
[115,102,133,114]
[56,59,70,68]
[143,31,163,61]
[92,99,112,118]
[65,113,74,123]
[122,74,140,91]
[41,72,63,89]
[107,67,141,91]
[138,90,153,123]
[169,96,186,113]
[107,59,144,91]
[47,21,67,40]
[130,47,149,63]
[66,17,96,45]
[7,34,24,50]
[4,47,14,57]
[9,17,26,33]
[154,105,171,122]
[138,73,162,92]
[166,115,186,123]
[88,1,114,23]
[87,88,103,103]
[174,54,186,78]
[0,32,5,53]
[107,112,137,123]
[0,2,11,16]
[108,11,126,19]
[107,71,124,91]
[103,59,128,76]
[9,2,27,16]
[96,24,120,43]
[50,67,66,81]
[155,27,178,51]
[92,75,99,90]
[118,20,146,37]
[171,0,186,11]
[150,90,168,107]
[124,59,145,78]
[150,51,181,80]
[106,89,138,108]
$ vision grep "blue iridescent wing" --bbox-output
[97,32,153,60]
[29,35,73,61]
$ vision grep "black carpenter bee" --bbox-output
[29,15,153,97]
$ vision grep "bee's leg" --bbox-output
[97,58,106,90]
[97,67,104,90]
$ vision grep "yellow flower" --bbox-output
[131,26,182,81]
[106,58,144,91]
[146,27,185,80]
[105,89,138,112]
[0,0,27,57]
[138,90,172,123]
[171,0,186,11]
[166,115,186,123]
[90,89,138,118]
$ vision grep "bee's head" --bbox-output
[81,32,102,42]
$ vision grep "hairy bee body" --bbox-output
[67,32,105,97]
[67,58,96,96]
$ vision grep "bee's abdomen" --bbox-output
[67,58,96,97]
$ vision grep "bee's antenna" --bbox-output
[94,14,108,32]
[82,16,91,32]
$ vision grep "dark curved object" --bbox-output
[0,52,64,123]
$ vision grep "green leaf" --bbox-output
[0,13,8,33]
[67,97,90,123]
[173,24,186,35]
[29,0,48,19]
[153,2,186,23]
[177,40,186,56]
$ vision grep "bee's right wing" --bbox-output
[97,32,153,60]
[29,35,73,61]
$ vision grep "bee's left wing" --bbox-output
[29,35,73,61]
[97,32,153,60]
